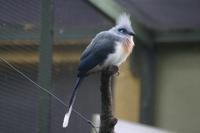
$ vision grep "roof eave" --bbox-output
[88,0,200,44]
[88,0,154,45]
[154,30,200,44]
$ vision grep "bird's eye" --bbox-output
[118,28,126,33]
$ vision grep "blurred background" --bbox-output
[0,0,200,133]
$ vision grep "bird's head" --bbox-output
[110,13,135,38]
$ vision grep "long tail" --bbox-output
[63,77,83,128]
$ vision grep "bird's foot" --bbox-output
[102,65,119,76]
[115,71,120,76]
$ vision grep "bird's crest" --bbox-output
[116,13,131,27]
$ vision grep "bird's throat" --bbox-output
[122,38,134,55]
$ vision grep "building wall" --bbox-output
[0,46,102,133]
[114,58,140,122]
[155,45,200,133]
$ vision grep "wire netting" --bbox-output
[0,0,41,132]
[0,0,112,132]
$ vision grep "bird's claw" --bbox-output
[115,71,120,76]
[102,65,119,76]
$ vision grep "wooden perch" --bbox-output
[99,65,118,133]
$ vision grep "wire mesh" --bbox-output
[0,0,111,133]
[0,0,41,133]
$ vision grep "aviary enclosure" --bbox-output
[0,0,119,133]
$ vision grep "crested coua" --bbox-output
[63,13,135,128]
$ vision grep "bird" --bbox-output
[62,13,135,128]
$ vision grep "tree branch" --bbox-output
[99,65,118,133]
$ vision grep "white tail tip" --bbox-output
[63,113,70,128]
[63,106,72,128]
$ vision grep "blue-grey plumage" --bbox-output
[78,31,121,76]
[63,13,135,128]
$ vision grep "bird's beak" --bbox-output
[129,32,135,36]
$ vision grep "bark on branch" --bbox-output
[99,65,118,133]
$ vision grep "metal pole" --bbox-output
[38,0,54,132]
[138,40,155,125]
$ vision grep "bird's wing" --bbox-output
[78,31,120,74]
[80,31,104,60]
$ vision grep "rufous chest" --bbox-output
[122,38,134,55]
